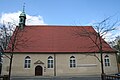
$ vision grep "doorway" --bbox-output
[35,65,43,76]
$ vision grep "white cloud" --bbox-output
[86,20,120,42]
[103,32,114,42]
[26,15,45,25]
[0,11,46,25]
[103,30,120,42]
[116,26,120,30]
[101,21,120,42]
[0,11,46,38]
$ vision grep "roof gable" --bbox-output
[34,60,44,64]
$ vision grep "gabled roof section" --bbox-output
[6,25,116,53]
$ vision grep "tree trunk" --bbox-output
[98,33,105,80]
[8,53,13,80]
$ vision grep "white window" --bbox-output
[70,56,76,68]
[24,56,31,68]
[48,56,53,68]
[104,55,110,67]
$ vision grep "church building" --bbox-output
[1,10,118,76]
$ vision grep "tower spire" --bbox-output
[19,3,26,29]
[23,3,25,13]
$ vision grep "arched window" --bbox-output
[70,56,76,68]
[104,55,110,67]
[24,56,31,68]
[48,56,53,68]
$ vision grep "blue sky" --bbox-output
[0,0,120,25]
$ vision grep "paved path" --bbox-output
[11,76,101,80]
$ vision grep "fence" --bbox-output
[104,74,120,80]
[0,75,9,80]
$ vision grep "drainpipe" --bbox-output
[116,52,119,72]
[54,53,56,76]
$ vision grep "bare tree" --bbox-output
[0,22,13,79]
[109,36,120,64]
[74,17,119,80]
[110,36,120,52]
[0,22,29,80]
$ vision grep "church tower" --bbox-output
[19,4,26,29]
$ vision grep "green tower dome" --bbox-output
[20,11,26,18]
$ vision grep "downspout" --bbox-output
[54,53,56,76]
[116,52,119,72]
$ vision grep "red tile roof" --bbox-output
[7,25,115,52]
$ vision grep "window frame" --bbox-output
[104,55,110,67]
[70,56,76,68]
[24,56,31,68]
[47,56,54,68]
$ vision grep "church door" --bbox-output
[35,65,43,76]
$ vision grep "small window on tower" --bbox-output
[20,18,22,22]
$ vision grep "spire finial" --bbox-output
[23,3,25,12]
[19,3,26,29]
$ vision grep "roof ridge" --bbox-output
[25,25,93,27]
